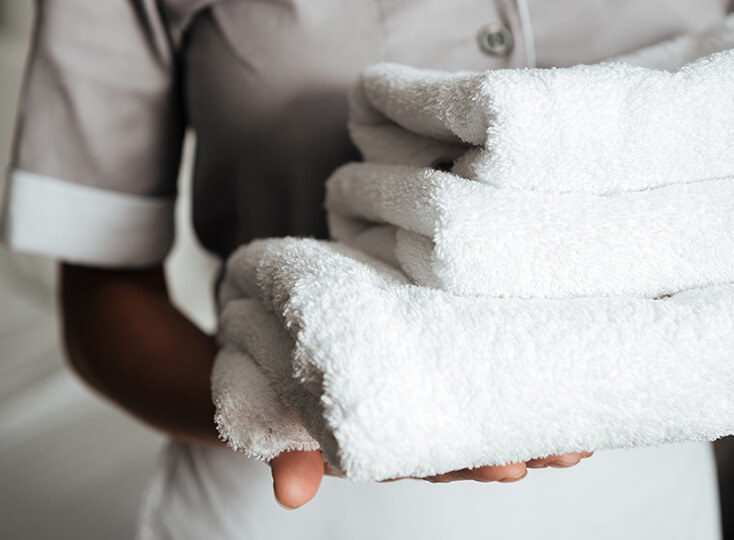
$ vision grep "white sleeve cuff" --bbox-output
[1,169,175,267]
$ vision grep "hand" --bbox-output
[270,449,594,509]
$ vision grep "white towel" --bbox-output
[211,348,319,461]
[212,19,734,480]
[325,163,734,298]
[213,238,734,481]
[348,15,734,194]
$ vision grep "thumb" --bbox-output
[270,450,325,509]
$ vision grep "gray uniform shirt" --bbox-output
[2,0,732,264]
[2,2,733,540]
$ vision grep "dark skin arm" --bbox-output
[60,263,220,444]
[60,263,590,509]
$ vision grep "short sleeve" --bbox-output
[1,0,184,267]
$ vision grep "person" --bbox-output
[2,1,731,538]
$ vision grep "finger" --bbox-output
[456,462,528,483]
[527,452,584,469]
[378,477,402,483]
[270,450,325,509]
[548,452,583,468]
[423,471,470,483]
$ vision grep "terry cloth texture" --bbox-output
[325,163,734,298]
[347,16,734,194]
[212,18,734,481]
[213,238,734,481]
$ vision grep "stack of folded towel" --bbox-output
[212,16,734,482]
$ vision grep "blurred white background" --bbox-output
[0,3,219,539]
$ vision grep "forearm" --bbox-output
[60,263,220,445]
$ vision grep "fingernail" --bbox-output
[499,470,527,483]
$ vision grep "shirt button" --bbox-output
[476,23,514,57]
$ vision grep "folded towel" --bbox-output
[348,16,734,194]
[213,238,734,481]
[211,348,319,460]
[213,19,734,481]
[326,163,734,298]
